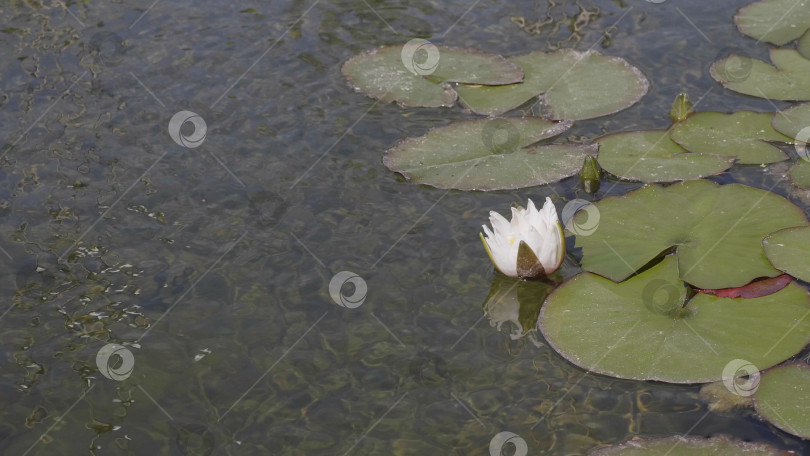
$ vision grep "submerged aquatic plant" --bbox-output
[480,197,565,279]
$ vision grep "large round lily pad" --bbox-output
[573,180,808,289]
[711,49,810,101]
[735,0,810,46]
[384,117,598,191]
[763,226,810,282]
[539,256,810,383]
[455,49,649,120]
[772,102,810,143]
[588,435,792,455]
[341,45,523,108]
[596,131,735,183]
[754,363,810,440]
[670,111,792,165]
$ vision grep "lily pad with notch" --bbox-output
[596,130,735,183]
[455,49,649,120]
[383,117,598,191]
[573,179,808,289]
[670,111,793,165]
[539,256,810,383]
[711,49,810,101]
[341,45,524,108]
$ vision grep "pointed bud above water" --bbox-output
[670,92,695,123]
[579,155,601,194]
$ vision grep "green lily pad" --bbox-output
[711,49,810,101]
[596,131,735,183]
[800,30,810,60]
[789,160,810,189]
[455,49,649,120]
[383,117,598,191]
[574,179,808,289]
[539,256,810,383]
[771,102,810,143]
[588,435,792,455]
[670,112,792,165]
[341,45,523,108]
[735,0,810,46]
[754,363,810,440]
[764,226,810,282]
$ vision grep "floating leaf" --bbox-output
[711,49,810,101]
[789,160,810,189]
[735,0,810,46]
[696,275,792,299]
[596,131,735,183]
[588,435,792,455]
[574,180,808,289]
[670,112,792,165]
[800,30,810,60]
[771,102,810,143]
[539,256,810,383]
[763,226,810,282]
[384,117,598,191]
[341,45,523,108]
[455,49,649,120]
[755,363,810,440]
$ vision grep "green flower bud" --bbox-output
[579,155,601,194]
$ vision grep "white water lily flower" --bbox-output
[480,197,565,278]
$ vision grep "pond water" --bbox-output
[1,0,809,454]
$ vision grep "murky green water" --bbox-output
[2,0,810,454]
